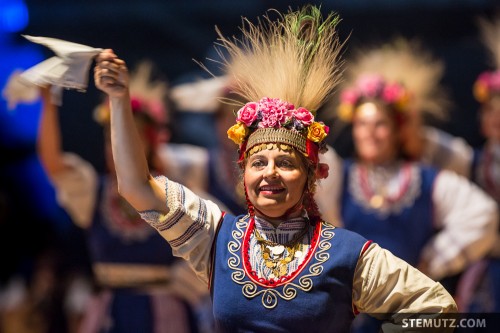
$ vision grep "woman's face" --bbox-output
[352,102,399,164]
[480,96,500,142]
[244,147,307,219]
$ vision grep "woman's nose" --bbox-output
[263,163,278,178]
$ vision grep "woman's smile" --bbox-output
[259,184,286,195]
[244,147,307,219]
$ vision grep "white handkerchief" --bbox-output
[1,70,40,111]
[170,76,229,113]
[19,35,103,105]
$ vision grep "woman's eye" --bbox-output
[251,160,265,168]
[278,160,293,168]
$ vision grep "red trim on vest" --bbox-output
[360,240,373,256]
[242,217,321,288]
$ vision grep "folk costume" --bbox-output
[5,57,212,333]
[314,38,498,332]
[456,15,500,315]
[134,6,457,332]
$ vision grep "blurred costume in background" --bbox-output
[321,37,473,178]
[314,37,499,332]
[4,35,217,333]
[1,69,93,333]
[170,76,248,216]
[455,14,500,316]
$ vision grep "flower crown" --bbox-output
[337,74,412,122]
[93,96,168,125]
[473,70,500,103]
[227,97,329,164]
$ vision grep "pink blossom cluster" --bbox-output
[236,97,314,131]
[130,96,168,124]
[476,70,500,92]
[340,74,408,107]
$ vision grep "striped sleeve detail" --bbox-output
[170,213,206,247]
[139,175,211,247]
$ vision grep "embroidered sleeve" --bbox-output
[353,242,457,316]
[139,175,223,284]
[422,170,499,280]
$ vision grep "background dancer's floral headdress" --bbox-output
[94,60,170,126]
[333,37,450,123]
[94,60,171,148]
[205,5,345,221]
[211,5,344,166]
[473,15,500,104]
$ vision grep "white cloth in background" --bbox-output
[1,70,40,110]
[170,76,229,113]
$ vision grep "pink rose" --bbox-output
[357,74,383,98]
[236,102,259,126]
[489,71,500,91]
[382,83,404,103]
[340,89,359,104]
[315,163,329,179]
[294,107,314,125]
[323,123,330,135]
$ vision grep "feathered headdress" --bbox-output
[473,15,500,103]
[209,5,345,166]
[333,37,450,122]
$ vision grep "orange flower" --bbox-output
[473,82,489,103]
[337,103,353,122]
[227,122,248,145]
[395,90,412,111]
[307,122,328,142]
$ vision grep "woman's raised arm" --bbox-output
[94,49,166,213]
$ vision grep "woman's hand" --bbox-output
[94,49,129,97]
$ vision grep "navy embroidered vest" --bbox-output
[211,214,368,333]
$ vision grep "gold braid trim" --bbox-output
[246,128,306,157]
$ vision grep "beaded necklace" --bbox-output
[359,162,412,209]
[253,223,309,279]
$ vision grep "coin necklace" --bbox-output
[253,225,309,279]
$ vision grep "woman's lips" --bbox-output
[259,185,285,195]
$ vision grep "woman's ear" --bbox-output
[315,163,329,180]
